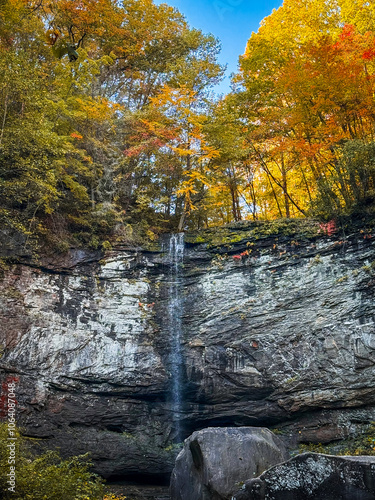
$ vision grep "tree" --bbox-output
[119,27,224,232]
[233,0,375,220]
[0,0,224,244]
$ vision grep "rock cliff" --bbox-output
[1,220,375,479]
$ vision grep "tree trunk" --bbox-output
[0,95,8,147]
[266,171,283,217]
[177,204,185,232]
[281,153,290,218]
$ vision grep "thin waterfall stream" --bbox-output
[165,233,185,442]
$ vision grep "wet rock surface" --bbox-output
[170,427,288,500]
[232,452,375,500]
[1,223,375,477]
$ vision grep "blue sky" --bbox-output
[156,0,283,94]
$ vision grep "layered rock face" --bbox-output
[1,223,375,478]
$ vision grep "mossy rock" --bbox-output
[185,218,321,248]
[299,423,375,457]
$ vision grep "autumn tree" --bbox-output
[120,27,224,232]
[233,0,375,220]
[0,0,225,244]
[4,0,375,247]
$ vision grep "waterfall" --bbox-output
[165,233,184,442]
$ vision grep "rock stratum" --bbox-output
[1,221,375,479]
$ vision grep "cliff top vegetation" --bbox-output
[1,0,375,254]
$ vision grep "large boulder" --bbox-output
[170,427,288,500]
[232,452,375,500]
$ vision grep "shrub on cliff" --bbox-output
[0,424,105,499]
[299,423,375,457]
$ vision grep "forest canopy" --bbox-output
[0,0,375,250]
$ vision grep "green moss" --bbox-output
[299,442,327,454]
[361,263,374,274]
[311,254,323,265]
[285,375,300,385]
[0,258,10,272]
[101,240,112,251]
[121,431,136,439]
[0,285,23,300]
[194,235,206,243]
[164,443,183,453]
[185,218,321,249]
[336,275,348,283]
[270,428,287,436]
[299,423,375,456]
